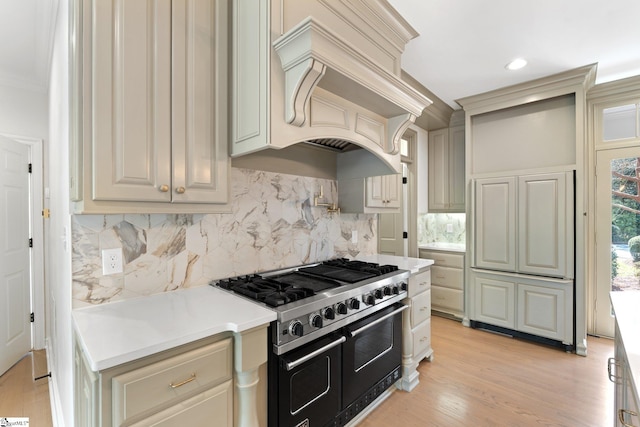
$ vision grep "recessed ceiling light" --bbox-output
[505,58,527,70]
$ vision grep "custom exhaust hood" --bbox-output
[230,0,432,179]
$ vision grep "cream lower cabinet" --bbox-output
[74,326,269,427]
[71,0,229,214]
[471,269,573,345]
[419,249,464,318]
[612,321,640,427]
[399,268,433,392]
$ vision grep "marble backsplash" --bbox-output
[418,213,466,245]
[72,168,377,308]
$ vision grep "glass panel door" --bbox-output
[595,148,640,337]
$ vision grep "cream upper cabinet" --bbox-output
[427,123,465,212]
[72,0,229,213]
[366,174,402,209]
[339,174,402,213]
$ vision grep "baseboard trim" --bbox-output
[46,339,66,427]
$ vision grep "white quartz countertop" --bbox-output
[355,254,433,274]
[611,291,640,404]
[419,242,466,252]
[72,286,276,371]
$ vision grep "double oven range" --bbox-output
[214,258,409,427]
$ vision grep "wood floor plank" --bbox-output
[0,351,53,426]
[359,316,614,427]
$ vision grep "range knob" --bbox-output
[289,320,304,337]
[336,302,348,315]
[364,294,375,306]
[392,285,400,295]
[383,286,392,296]
[323,307,336,320]
[400,282,408,291]
[374,289,384,299]
[349,298,361,310]
[310,314,323,328]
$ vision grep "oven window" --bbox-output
[353,321,393,371]
[290,356,331,414]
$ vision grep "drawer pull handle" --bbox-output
[170,373,196,389]
[420,337,428,342]
[436,275,445,279]
[420,307,429,311]
[618,409,638,427]
[608,357,622,383]
[419,282,427,286]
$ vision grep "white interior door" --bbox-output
[0,135,31,376]
[378,164,407,256]
[595,147,640,337]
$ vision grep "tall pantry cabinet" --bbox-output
[70,0,230,214]
[457,65,596,355]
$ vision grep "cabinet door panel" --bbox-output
[428,129,448,211]
[517,283,565,341]
[384,174,401,208]
[366,175,385,208]
[518,173,570,278]
[172,0,228,204]
[473,275,515,329]
[448,125,466,211]
[92,0,172,202]
[474,177,516,271]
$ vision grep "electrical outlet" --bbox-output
[351,230,358,244]
[102,248,123,275]
[446,223,454,233]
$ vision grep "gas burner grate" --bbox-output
[322,258,398,275]
[215,276,316,307]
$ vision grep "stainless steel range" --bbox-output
[213,258,409,427]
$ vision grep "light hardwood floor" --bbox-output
[360,315,615,427]
[0,350,53,426]
[0,318,614,427]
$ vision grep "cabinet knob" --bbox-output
[159,185,169,193]
[175,186,186,194]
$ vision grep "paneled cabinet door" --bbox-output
[473,274,516,329]
[366,174,401,209]
[90,0,228,204]
[91,0,172,202]
[427,128,448,211]
[517,173,571,278]
[428,126,465,212]
[474,177,517,271]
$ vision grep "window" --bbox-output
[603,103,639,141]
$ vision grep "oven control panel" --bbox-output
[273,279,408,352]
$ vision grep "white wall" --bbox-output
[48,0,73,425]
[0,84,48,139]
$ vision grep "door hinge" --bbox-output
[28,163,32,173]
[403,231,408,239]
[402,177,408,184]
[30,313,34,323]
[29,238,33,247]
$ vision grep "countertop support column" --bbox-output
[234,325,268,427]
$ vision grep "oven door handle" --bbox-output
[348,304,408,338]
[284,336,347,371]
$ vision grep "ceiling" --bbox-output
[388,0,640,109]
[0,0,57,92]
[2,0,640,108]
